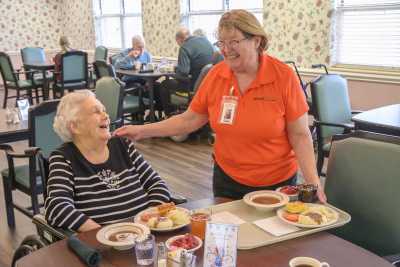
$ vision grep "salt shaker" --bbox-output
[156,242,167,267]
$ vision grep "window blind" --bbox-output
[335,0,400,67]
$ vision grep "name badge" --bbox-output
[219,86,238,125]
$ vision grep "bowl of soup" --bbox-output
[243,190,289,211]
[96,222,150,250]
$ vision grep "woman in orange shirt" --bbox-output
[114,10,326,202]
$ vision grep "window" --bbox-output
[334,0,400,68]
[180,0,263,44]
[93,0,142,49]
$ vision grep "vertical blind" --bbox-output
[335,0,400,67]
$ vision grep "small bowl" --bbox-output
[276,185,299,201]
[96,222,150,250]
[243,190,289,211]
[165,234,203,253]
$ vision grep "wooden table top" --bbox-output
[116,68,175,79]
[353,104,400,130]
[16,198,393,267]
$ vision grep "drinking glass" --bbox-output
[135,234,155,266]
[190,209,211,240]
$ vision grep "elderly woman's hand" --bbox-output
[113,125,145,141]
[317,186,327,203]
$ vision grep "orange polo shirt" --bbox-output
[189,55,308,187]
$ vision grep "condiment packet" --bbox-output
[253,216,300,236]
[211,211,246,225]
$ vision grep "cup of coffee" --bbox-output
[289,257,329,267]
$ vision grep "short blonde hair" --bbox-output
[217,9,268,53]
[59,36,71,53]
[53,90,95,142]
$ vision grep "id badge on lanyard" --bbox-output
[219,86,238,125]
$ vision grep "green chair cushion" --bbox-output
[123,95,141,113]
[1,165,42,189]
[322,142,331,152]
[171,94,188,105]
[55,81,86,89]
[7,80,33,88]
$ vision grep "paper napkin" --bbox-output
[253,216,300,236]
[211,211,246,225]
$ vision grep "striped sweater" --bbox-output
[44,137,170,231]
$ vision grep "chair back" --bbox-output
[94,46,108,62]
[310,74,352,139]
[93,60,116,79]
[0,52,17,83]
[21,47,46,64]
[109,54,119,66]
[193,64,213,93]
[28,100,63,158]
[325,131,400,256]
[95,77,123,128]
[61,51,88,83]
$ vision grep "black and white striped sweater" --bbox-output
[44,137,170,231]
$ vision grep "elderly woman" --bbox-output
[45,90,171,232]
[114,10,326,202]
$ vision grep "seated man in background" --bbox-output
[45,90,171,232]
[159,27,214,117]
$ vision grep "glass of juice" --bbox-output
[190,209,211,240]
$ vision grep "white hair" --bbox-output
[53,90,95,142]
[132,35,145,46]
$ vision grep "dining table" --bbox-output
[0,109,29,144]
[116,68,175,123]
[352,104,400,136]
[15,198,393,267]
[23,62,55,100]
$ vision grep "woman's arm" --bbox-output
[287,113,327,203]
[45,151,94,231]
[113,109,208,141]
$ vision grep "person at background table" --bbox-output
[114,9,327,202]
[53,36,74,81]
[158,27,214,117]
[193,28,224,65]
[45,90,171,232]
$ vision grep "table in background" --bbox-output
[116,69,175,122]
[24,62,55,100]
[352,104,400,136]
[0,109,29,143]
[16,198,393,267]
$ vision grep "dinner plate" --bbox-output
[276,203,339,228]
[134,206,190,232]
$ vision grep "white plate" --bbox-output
[276,203,339,228]
[134,206,190,232]
[165,234,203,253]
[243,190,289,211]
[96,222,150,250]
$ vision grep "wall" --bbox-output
[141,0,181,57]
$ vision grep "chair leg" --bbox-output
[317,151,324,176]
[2,175,16,228]
[15,90,20,107]
[3,87,8,108]
[30,193,40,216]
[35,88,40,104]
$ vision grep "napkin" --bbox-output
[67,235,102,267]
[211,211,246,225]
[253,216,300,236]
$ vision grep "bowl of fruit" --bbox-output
[276,185,299,201]
[165,233,202,253]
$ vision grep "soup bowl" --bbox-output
[243,190,289,211]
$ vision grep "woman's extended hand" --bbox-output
[113,125,145,141]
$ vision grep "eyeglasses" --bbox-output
[214,38,248,49]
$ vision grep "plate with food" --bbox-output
[96,222,150,250]
[134,202,190,232]
[166,233,203,252]
[277,202,339,228]
[243,190,289,211]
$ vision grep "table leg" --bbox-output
[147,78,155,123]
[42,70,49,100]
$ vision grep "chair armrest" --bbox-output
[171,194,187,205]
[33,214,73,242]
[0,143,13,152]
[5,147,41,159]
[351,110,363,115]
[383,253,400,266]
[314,120,354,131]
[124,85,141,95]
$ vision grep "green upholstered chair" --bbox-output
[53,51,89,97]
[94,46,108,62]
[93,60,116,80]
[310,73,358,176]
[325,131,400,264]
[0,100,62,227]
[0,52,36,108]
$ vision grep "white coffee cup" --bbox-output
[289,257,330,267]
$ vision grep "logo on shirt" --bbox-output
[253,97,277,101]
[98,169,120,189]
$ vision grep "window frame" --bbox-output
[93,0,143,49]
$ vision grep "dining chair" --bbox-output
[325,131,400,265]
[94,46,108,62]
[0,99,62,227]
[53,51,89,97]
[310,71,362,176]
[0,52,36,108]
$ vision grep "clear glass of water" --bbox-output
[135,234,155,266]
